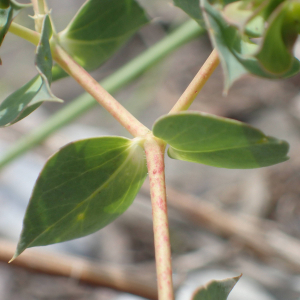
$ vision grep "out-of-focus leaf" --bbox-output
[192,275,241,300]
[222,1,265,37]
[58,0,148,71]
[0,0,31,62]
[288,1,300,34]
[153,112,289,169]
[201,0,300,92]
[173,0,203,25]
[13,137,147,259]
[0,0,10,9]
[0,15,61,126]
[255,2,299,74]
[51,64,68,81]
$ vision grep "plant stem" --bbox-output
[31,0,45,32]
[52,45,150,138]
[8,22,40,46]
[169,49,219,113]
[31,0,38,13]
[144,135,173,300]
[0,20,204,169]
[37,0,46,14]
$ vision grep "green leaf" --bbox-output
[0,0,10,9]
[192,275,241,300]
[51,64,68,81]
[13,137,147,259]
[173,0,203,25]
[58,0,149,71]
[201,0,300,92]
[0,15,61,127]
[0,0,31,63]
[222,1,265,37]
[255,2,299,74]
[153,112,289,169]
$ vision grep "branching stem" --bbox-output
[143,49,219,300]
[6,16,213,300]
[144,135,173,300]
[169,49,219,113]
[52,45,150,137]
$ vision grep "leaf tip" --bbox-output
[8,251,18,263]
[234,273,242,282]
[52,97,64,103]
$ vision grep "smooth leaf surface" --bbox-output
[201,0,300,91]
[0,15,61,127]
[173,0,203,25]
[0,0,31,63]
[0,0,10,9]
[222,1,265,37]
[192,275,241,300]
[58,0,148,71]
[153,112,289,169]
[255,2,298,74]
[14,137,147,258]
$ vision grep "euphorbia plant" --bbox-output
[0,0,299,299]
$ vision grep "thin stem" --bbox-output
[169,49,219,114]
[144,135,173,300]
[31,0,38,13]
[31,0,44,32]
[8,22,40,46]
[37,0,46,14]
[52,45,150,138]
[0,20,203,169]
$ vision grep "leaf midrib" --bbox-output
[169,138,277,153]
[23,144,139,250]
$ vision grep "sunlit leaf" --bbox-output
[0,0,31,63]
[201,0,300,92]
[58,0,148,71]
[0,15,61,126]
[153,112,289,169]
[173,0,203,25]
[13,137,147,259]
[192,275,241,300]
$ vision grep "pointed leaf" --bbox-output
[201,0,300,91]
[14,137,147,258]
[58,0,148,71]
[192,275,241,300]
[153,112,289,169]
[0,15,61,126]
[173,0,204,25]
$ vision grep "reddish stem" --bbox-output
[169,49,219,113]
[52,45,150,138]
[144,135,174,300]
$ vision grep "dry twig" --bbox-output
[0,239,157,299]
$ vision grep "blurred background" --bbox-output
[1,1,300,299]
